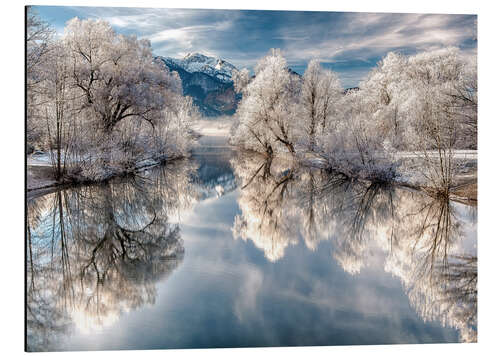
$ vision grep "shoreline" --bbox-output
[26,121,230,199]
[28,129,478,205]
[231,147,478,205]
[26,154,186,200]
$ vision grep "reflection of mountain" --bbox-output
[194,159,237,200]
[26,161,198,351]
[231,153,477,342]
[191,139,237,200]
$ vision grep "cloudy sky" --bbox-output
[33,6,477,88]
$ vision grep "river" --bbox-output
[26,135,477,351]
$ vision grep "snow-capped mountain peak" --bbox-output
[183,52,209,62]
[162,52,237,83]
[156,52,241,117]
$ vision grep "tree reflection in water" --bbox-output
[231,153,477,342]
[26,160,198,351]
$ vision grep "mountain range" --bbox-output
[157,53,241,117]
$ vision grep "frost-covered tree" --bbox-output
[37,41,76,179]
[357,52,408,149]
[26,7,54,150]
[159,95,200,157]
[26,7,53,89]
[317,88,398,181]
[232,68,251,94]
[450,55,477,147]
[317,70,343,135]
[63,18,181,133]
[300,60,342,150]
[232,49,300,155]
[27,17,198,182]
[318,47,476,186]
[395,47,476,191]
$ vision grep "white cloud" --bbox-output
[45,7,476,87]
[281,13,475,65]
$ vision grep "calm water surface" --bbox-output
[26,136,477,351]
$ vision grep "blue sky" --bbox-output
[32,6,477,88]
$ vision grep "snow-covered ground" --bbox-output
[394,150,477,160]
[27,152,52,166]
[28,151,87,167]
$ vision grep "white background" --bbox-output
[0,0,497,356]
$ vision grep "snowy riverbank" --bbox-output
[297,149,477,203]
[27,153,186,198]
[26,119,232,196]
